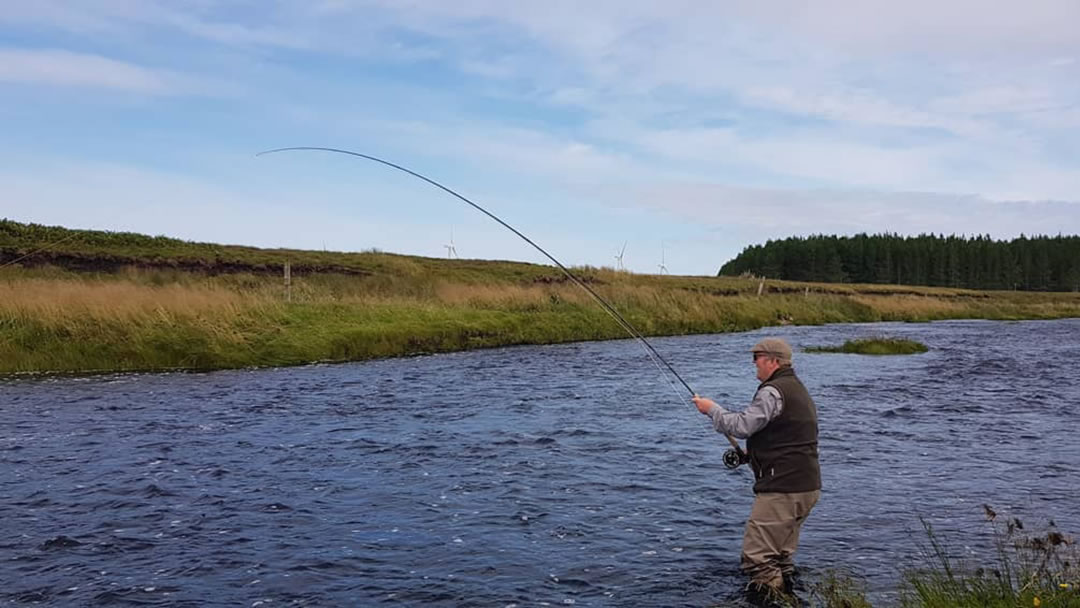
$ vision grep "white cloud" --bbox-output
[302,116,639,183]
[627,183,1080,240]
[316,112,1080,237]
[727,1,1080,57]
[931,87,1053,115]
[0,2,121,33]
[10,1,1080,67]
[742,86,991,137]
[0,48,221,94]
[317,1,1080,200]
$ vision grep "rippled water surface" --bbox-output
[3,319,1079,606]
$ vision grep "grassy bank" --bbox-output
[3,221,1080,374]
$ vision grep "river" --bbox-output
[2,319,1078,606]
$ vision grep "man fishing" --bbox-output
[692,338,821,602]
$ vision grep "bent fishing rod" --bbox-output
[257,146,747,467]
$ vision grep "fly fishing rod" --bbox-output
[257,146,747,467]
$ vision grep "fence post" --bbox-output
[284,260,291,302]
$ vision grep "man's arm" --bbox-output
[692,386,783,439]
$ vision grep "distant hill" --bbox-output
[719,233,1080,292]
[0,218,564,282]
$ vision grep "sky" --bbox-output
[2,1,1079,275]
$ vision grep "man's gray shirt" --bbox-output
[706,386,783,439]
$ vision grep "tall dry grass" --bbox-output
[852,294,968,320]
[0,278,263,323]
[433,281,570,309]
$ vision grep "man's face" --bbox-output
[753,352,779,381]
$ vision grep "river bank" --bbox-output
[3,258,1080,374]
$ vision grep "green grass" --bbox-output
[806,337,930,355]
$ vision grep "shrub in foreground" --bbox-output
[900,508,1079,608]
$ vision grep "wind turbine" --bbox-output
[658,242,668,275]
[444,230,458,259]
[615,241,627,271]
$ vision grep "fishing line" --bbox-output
[257,147,746,461]
[0,233,79,270]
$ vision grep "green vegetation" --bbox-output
[3,219,1080,374]
[805,337,929,355]
[899,511,1079,608]
[720,233,1080,292]
[803,511,1078,608]
[810,571,873,607]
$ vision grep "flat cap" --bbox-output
[751,338,793,363]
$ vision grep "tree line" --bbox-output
[718,233,1080,292]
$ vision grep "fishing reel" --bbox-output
[723,448,749,470]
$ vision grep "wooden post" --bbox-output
[284,260,292,302]
[757,278,765,297]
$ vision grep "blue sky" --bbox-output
[2,1,1079,275]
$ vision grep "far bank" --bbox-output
[3,263,1079,375]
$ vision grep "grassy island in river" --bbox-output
[3,220,1080,375]
[805,337,930,355]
